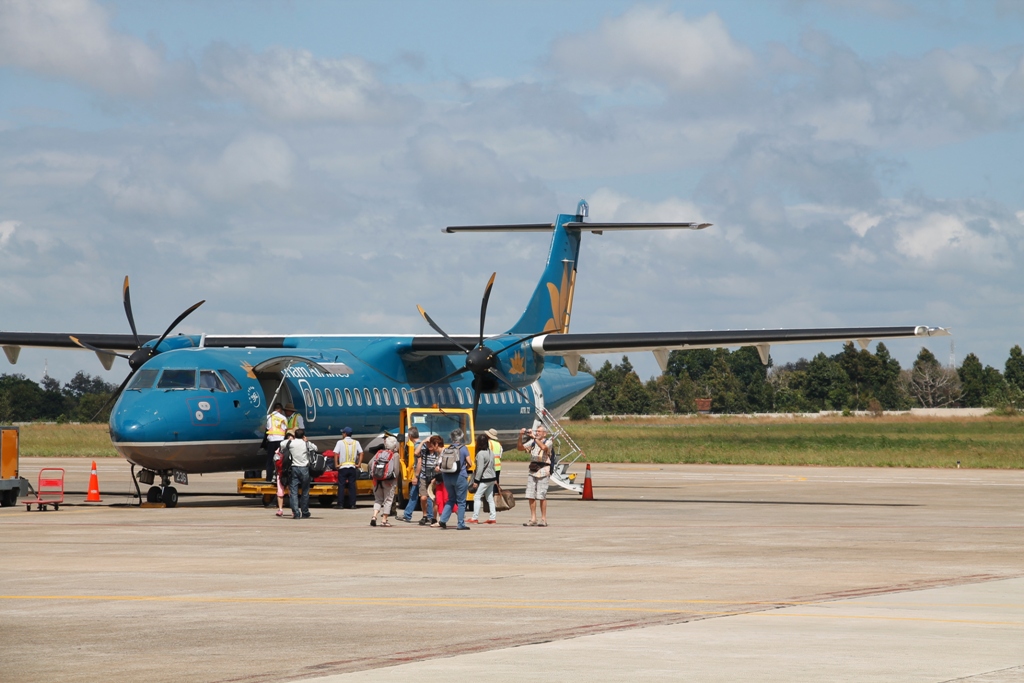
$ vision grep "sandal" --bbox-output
[381,521,393,527]
[275,510,283,517]
[538,521,548,527]
[523,520,538,526]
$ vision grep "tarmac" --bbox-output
[2,458,1022,682]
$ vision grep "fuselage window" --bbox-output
[484,393,490,405]
[200,370,226,392]
[353,388,362,406]
[402,388,410,405]
[334,388,343,406]
[444,387,452,405]
[456,387,465,404]
[373,388,381,406]
[363,388,371,406]
[466,387,473,404]
[304,388,314,407]
[427,387,436,405]
[344,388,353,406]
[501,392,508,404]
[158,369,196,390]
[128,369,158,390]
[218,369,242,392]
[382,388,391,406]
[325,389,333,407]
[411,389,420,406]
[314,388,324,407]
[392,388,400,406]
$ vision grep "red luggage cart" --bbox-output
[23,468,65,511]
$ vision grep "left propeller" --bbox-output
[70,276,205,419]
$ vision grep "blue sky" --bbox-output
[1,0,1022,385]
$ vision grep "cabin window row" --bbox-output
[304,384,530,409]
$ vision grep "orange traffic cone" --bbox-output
[85,460,102,502]
[581,463,594,500]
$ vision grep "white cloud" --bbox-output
[0,0,165,96]
[200,44,415,123]
[549,6,754,92]
[0,220,18,248]
[195,133,295,201]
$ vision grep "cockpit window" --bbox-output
[219,369,242,392]
[128,369,158,390]
[200,370,226,392]
[158,369,197,389]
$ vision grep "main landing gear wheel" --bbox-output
[146,486,161,503]
[162,486,178,508]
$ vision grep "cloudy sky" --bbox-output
[1,0,1022,385]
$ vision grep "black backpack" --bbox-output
[307,445,328,478]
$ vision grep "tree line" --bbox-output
[0,372,117,423]
[568,343,1024,419]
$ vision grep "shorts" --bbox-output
[525,474,549,500]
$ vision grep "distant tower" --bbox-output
[949,339,955,369]
[44,358,48,378]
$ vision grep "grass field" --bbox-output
[14,415,1024,468]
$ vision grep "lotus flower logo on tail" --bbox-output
[544,260,576,333]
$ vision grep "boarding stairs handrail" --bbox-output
[535,408,585,494]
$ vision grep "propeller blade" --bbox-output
[89,370,136,422]
[471,381,482,421]
[152,300,205,350]
[478,272,496,347]
[409,366,471,394]
[491,328,560,356]
[122,276,140,348]
[69,336,131,360]
[416,304,471,353]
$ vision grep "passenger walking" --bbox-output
[264,403,287,481]
[334,427,363,509]
[485,428,503,484]
[368,436,400,527]
[469,433,497,524]
[273,431,294,517]
[518,425,553,527]
[401,428,426,522]
[285,429,313,519]
[417,435,443,525]
[437,428,471,530]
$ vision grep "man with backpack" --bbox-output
[436,428,471,530]
[283,429,314,519]
[368,436,400,527]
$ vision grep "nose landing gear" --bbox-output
[136,469,179,508]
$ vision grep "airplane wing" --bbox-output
[531,325,950,373]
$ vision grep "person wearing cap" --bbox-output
[284,403,304,433]
[368,435,400,527]
[485,428,503,483]
[333,427,363,509]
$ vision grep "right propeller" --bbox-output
[415,273,555,418]
[70,276,205,419]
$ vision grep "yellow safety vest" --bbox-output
[286,413,302,431]
[266,412,287,438]
[339,438,360,467]
[489,439,503,470]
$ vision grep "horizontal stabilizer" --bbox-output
[444,222,710,234]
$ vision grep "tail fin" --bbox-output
[443,200,710,335]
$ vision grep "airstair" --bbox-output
[535,408,586,494]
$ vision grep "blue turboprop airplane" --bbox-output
[1,201,948,505]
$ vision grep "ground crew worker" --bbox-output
[264,403,287,482]
[285,403,304,433]
[485,428,503,483]
[333,427,363,509]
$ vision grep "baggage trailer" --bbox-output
[237,470,390,509]
[0,426,31,507]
